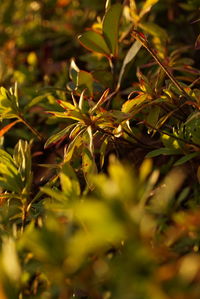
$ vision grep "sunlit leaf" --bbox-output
[122,94,147,113]
[64,129,85,162]
[13,140,32,186]
[26,93,51,109]
[82,148,97,187]
[40,186,67,202]
[90,88,110,113]
[44,123,76,148]
[139,0,159,19]
[99,136,109,168]
[117,40,142,89]
[0,120,20,137]
[2,237,21,282]
[140,159,153,181]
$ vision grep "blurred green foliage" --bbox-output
[0,0,200,298]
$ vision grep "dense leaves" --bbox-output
[0,0,200,298]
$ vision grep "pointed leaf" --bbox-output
[117,40,142,88]
[60,163,80,197]
[82,148,97,188]
[146,148,181,158]
[0,120,20,137]
[78,71,93,97]
[44,123,76,148]
[69,59,79,83]
[139,0,159,19]
[103,3,122,56]
[174,152,200,166]
[122,94,147,113]
[64,128,85,162]
[139,22,167,41]
[90,88,110,113]
[78,31,110,56]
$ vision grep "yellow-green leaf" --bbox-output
[77,70,93,96]
[122,94,147,113]
[60,163,80,197]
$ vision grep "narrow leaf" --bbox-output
[60,163,80,197]
[146,147,181,158]
[44,123,76,148]
[0,120,20,137]
[122,94,147,113]
[174,152,200,166]
[82,148,97,188]
[90,88,110,113]
[103,3,122,56]
[117,40,142,89]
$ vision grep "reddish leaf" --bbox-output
[0,120,20,137]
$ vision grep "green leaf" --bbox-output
[44,123,76,148]
[117,40,142,89]
[77,71,93,96]
[99,136,109,168]
[13,140,32,186]
[139,0,159,19]
[102,3,122,56]
[57,100,77,111]
[86,126,94,155]
[0,177,20,193]
[0,86,19,118]
[48,110,86,122]
[60,163,80,197]
[69,59,79,83]
[82,148,97,188]
[122,94,147,113]
[26,93,51,109]
[64,128,85,162]
[139,22,167,42]
[146,148,181,158]
[105,0,111,11]
[0,149,19,176]
[90,88,110,113]
[40,186,67,202]
[108,158,135,200]
[174,152,200,166]
[146,106,160,128]
[185,112,200,145]
[78,31,111,56]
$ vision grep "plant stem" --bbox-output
[142,120,200,148]
[21,203,28,233]
[132,30,191,101]
[19,116,43,141]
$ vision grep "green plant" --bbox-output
[0,0,200,298]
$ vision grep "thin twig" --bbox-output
[142,120,200,148]
[19,116,43,141]
[131,30,192,102]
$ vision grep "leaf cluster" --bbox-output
[0,0,200,298]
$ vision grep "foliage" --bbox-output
[0,0,200,298]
